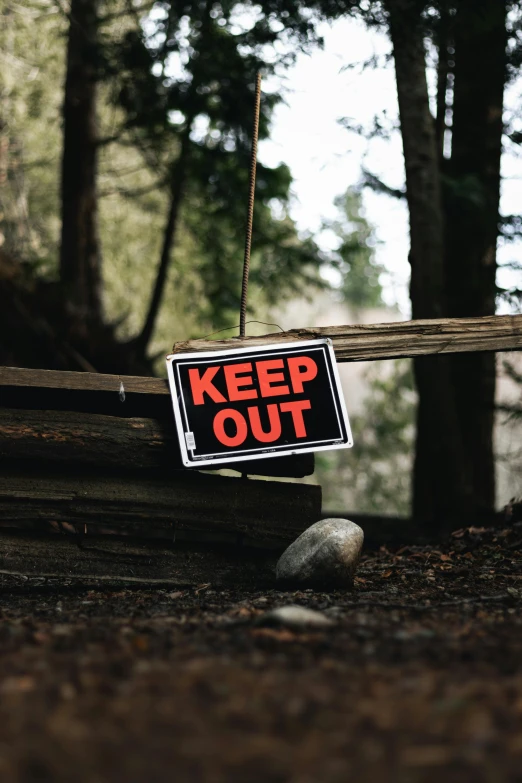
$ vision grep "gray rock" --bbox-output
[276,518,364,587]
[256,605,334,630]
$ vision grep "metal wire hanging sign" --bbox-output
[239,72,262,338]
[164,71,353,472]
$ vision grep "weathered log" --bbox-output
[0,533,277,588]
[0,365,169,395]
[0,367,171,420]
[0,408,314,478]
[0,470,321,546]
[174,314,522,360]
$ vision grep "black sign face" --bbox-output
[166,339,353,467]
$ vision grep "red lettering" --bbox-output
[189,366,226,405]
[280,400,311,438]
[287,356,318,394]
[247,404,281,443]
[213,409,248,447]
[224,362,258,402]
[256,359,290,398]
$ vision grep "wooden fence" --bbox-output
[174,314,522,360]
[0,314,520,586]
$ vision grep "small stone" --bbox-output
[276,518,364,587]
[256,605,335,630]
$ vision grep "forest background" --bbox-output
[1,0,521,525]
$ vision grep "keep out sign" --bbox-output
[166,339,353,467]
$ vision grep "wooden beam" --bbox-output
[0,533,278,588]
[0,365,169,395]
[173,314,522,361]
[0,470,321,546]
[0,366,172,420]
[0,408,314,478]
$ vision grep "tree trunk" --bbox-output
[435,1,453,165]
[387,0,472,526]
[59,0,102,328]
[135,121,193,357]
[135,0,214,358]
[444,0,507,517]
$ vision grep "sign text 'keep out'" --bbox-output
[166,339,353,467]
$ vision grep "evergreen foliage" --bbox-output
[324,190,384,312]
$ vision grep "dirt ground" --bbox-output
[1,523,522,783]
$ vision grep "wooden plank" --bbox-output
[0,470,321,545]
[173,314,522,361]
[0,408,314,478]
[0,533,278,588]
[1,315,520,407]
[0,381,173,420]
[0,365,169,395]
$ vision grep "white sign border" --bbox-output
[166,338,353,468]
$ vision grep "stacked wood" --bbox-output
[0,365,318,550]
[3,313,517,570]
[0,470,320,547]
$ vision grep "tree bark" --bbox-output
[59,0,103,328]
[435,1,453,165]
[444,0,507,517]
[0,407,315,479]
[386,0,472,526]
[0,469,321,547]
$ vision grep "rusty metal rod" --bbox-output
[239,72,262,338]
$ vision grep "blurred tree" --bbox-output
[385,0,472,528]
[112,0,325,358]
[386,0,509,526]
[335,0,513,525]
[0,1,58,262]
[442,0,507,520]
[0,0,330,372]
[60,0,103,330]
[312,0,516,523]
[323,189,384,312]
[316,360,415,515]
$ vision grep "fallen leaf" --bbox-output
[132,635,149,652]
[250,628,300,642]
